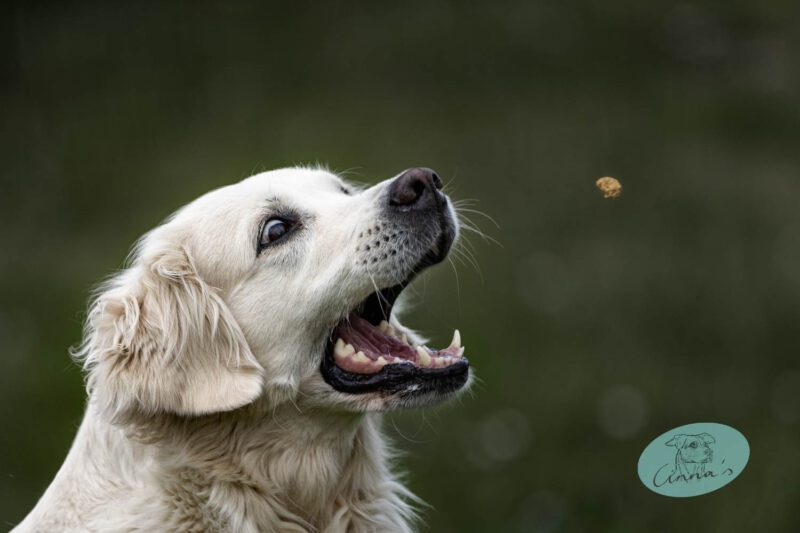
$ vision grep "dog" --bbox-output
[14,166,471,532]
[665,433,715,478]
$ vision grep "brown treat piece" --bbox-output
[596,177,622,199]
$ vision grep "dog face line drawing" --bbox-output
[665,432,716,478]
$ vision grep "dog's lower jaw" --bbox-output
[16,402,416,533]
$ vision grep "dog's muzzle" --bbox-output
[320,168,468,400]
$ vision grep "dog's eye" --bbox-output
[259,218,295,249]
[689,442,698,448]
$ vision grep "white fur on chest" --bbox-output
[15,405,415,533]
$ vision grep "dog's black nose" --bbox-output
[388,167,444,211]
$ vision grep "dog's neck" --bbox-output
[84,400,410,529]
[674,452,707,476]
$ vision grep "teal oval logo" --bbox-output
[638,422,749,497]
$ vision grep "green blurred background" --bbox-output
[2,1,800,531]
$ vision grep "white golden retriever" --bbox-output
[15,166,470,533]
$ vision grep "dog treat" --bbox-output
[596,177,622,199]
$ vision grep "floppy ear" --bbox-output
[666,434,686,448]
[74,243,264,419]
[698,433,715,444]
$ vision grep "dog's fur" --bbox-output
[15,167,466,532]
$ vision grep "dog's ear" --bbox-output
[74,243,264,419]
[666,434,686,448]
[698,433,715,444]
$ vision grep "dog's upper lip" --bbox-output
[420,206,456,268]
[353,220,455,327]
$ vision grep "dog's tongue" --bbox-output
[336,314,416,361]
[331,313,466,374]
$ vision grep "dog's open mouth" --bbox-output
[320,289,470,396]
[333,315,463,374]
[321,239,470,397]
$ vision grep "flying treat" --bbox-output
[596,176,622,199]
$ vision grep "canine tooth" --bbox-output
[416,346,432,367]
[450,329,461,349]
[379,320,404,339]
[352,351,370,363]
[376,356,389,366]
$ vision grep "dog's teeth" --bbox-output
[416,346,432,367]
[335,340,356,358]
[352,351,370,364]
[334,339,356,358]
[456,346,465,358]
[450,329,461,349]
[376,356,389,366]
[379,320,404,340]
[434,355,455,367]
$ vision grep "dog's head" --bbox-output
[76,166,470,419]
[666,433,715,464]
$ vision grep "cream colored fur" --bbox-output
[15,167,464,532]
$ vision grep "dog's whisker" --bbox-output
[458,244,483,274]
[459,222,501,248]
[450,242,483,280]
[364,266,390,321]
[331,165,363,177]
[455,206,500,228]
[456,210,500,241]
[446,256,463,309]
